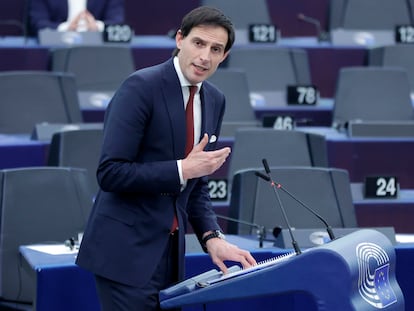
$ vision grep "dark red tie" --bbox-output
[170,85,197,234]
[185,85,198,156]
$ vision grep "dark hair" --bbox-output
[172,6,235,56]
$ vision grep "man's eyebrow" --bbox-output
[192,36,226,49]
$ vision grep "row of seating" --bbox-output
[2,3,414,307]
[2,0,414,38]
[0,45,134,134]
[0,125,354,306]
[216,47,414,136]
[2,43,414,136]
[0,167,94,304]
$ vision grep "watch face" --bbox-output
[216,230,225,239]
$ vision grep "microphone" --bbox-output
[255,162,336,241]
[297,13,330,42]
[215,214,267,248]
[259,159,302,255]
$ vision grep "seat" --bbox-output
[228,167,356,235]
[227,128,328,192]
[368,45,414,94]
[48,128,104,195]
[201,0,271,44]
[0,167,94,305]
[328,0,414,46]
[332,67,414,130]
[207,68,259,137]
[226,47,312,107]
[50,45,135,109]
[0,0,28,37]
[329,0,413,30]
[0,71,83,134]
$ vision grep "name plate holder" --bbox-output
[262,115,295,130]
[330,29,395,46]
[395,25,414,44]
[364,176,399,199]
[38,25,133,46]
[347,120,414,137]
[31,122,103,141]
[234,24,279,45]
[248,24,279,43]
[286,85,319,105]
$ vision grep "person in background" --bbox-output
[29,0,124,36]
[76,5,257,311]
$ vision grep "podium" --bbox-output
[160,229,404,311]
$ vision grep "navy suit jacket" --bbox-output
[29,0,125,35]
[76,58,226,287]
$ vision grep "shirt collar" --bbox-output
[173,56,202,92]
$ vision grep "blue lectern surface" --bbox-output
[160,230,404,311]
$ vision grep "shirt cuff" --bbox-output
[96,20,105,32]
[57,22,69,32]
[177,160,187,190]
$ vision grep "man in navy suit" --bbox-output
[29,0,124,35]
[76,6,257,311]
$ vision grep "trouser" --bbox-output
[94,233,180,311]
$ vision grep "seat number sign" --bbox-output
[103,24,133,43]
[364,176,398,198]
[208,179,228,201]
[249,24,277,43]
[287,85,318,105]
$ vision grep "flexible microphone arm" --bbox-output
[297,13,330,42]
[255,168,336,241]
[216,214,267,248]
[260,159,302,255]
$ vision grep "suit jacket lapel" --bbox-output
[200,85,216,149]
[161,60,187,159]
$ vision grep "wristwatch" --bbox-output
[202,230,226,251]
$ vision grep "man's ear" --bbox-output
[175,29,183,49]
[220,50,230,64]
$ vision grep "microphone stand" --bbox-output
[260,159,302,255]
[274,183,335,241]
[216,214,267,248]
[297,13,330,42]
[254,170,336,241]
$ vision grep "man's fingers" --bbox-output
[215,260,228,274]
[193,134,209,152]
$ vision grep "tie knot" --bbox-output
[189,85,197,97]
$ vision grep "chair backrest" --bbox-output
[207,68,258,136]
[332,67,414,128]
[51,45,135,92]
[0,71,83,134]
[228,167,357,235]
[226,47,311,106]
[369,45,414,93]
[328,0,413,30]
[201,0,271,30]
[0,0,28,36]
[48,128,103,195]
[227,128,328,190]
[0,167,94,303]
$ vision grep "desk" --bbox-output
[299,127,414,190]
[0,134,48,170]
[19,235,414,311]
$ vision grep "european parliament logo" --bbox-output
[356,242,397,308]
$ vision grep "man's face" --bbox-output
[176,25,229,85]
